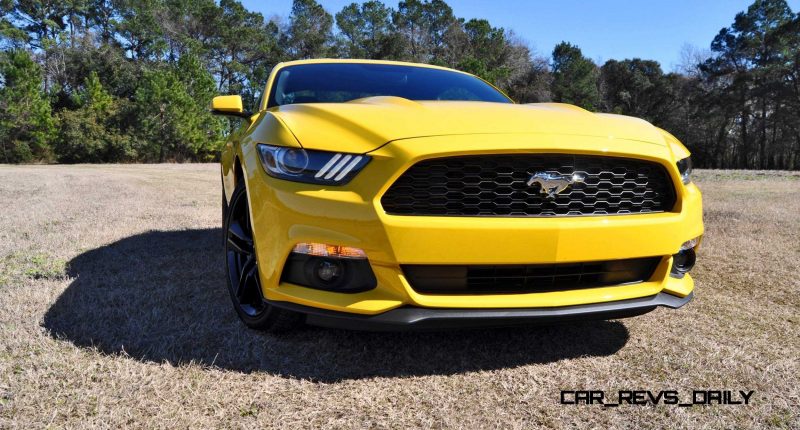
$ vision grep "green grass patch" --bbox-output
[0,252,67,285]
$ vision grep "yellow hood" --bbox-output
[269,97,667,154]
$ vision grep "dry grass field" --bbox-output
[0,164,798,429]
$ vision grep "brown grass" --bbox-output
[0,164,798,429]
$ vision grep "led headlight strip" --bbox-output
[257,144,370,185]
[314,154,366,181]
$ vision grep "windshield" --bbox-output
[267,63,512,107]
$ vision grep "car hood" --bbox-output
[269,97,667,154]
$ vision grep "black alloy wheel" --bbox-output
[224,183,301,331]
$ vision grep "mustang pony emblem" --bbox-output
[527,172,584,198]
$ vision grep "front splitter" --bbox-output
[267,292,693,331]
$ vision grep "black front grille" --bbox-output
[403,257,661,295]
[381,154,675,216]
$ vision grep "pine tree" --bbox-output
[0,49,55,163]
[551,42,601,111]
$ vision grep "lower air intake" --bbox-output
[402,257,662,294]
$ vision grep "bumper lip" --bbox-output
[267,291,693,332]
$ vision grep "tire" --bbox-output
[222,180,228,230]
[222,181,229,247]
[223,183,302,332]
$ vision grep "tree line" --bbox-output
[1,0,798,168]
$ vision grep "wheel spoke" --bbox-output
[237,256,257,299]
[227,220,254,255]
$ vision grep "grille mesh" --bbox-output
[403,257,662,295]
[381,154,675,216]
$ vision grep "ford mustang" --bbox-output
[212,59,703,331]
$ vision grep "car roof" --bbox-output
[272,58,472,76]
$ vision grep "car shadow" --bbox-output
[43,228,630,382]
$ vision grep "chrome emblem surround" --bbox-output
[527,172,585,198]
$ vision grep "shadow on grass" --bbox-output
[43,229,629,382]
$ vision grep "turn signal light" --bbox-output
[680,236,701,251]
[292,243,367,259]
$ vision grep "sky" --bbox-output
[241,0,800,71]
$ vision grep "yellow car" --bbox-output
[213,59,702,331]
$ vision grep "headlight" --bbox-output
[256,144,370,185]
[676,157,692,184]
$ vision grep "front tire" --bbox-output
[224,183,301,331]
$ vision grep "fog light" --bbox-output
[281,245,376,293]
[292,243,366,259]
[315,259,343,282]
[670,248,697,278]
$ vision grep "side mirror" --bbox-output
[210,95,252,119]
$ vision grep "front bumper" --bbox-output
[242,133,703,317]
[268,292,693,331]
